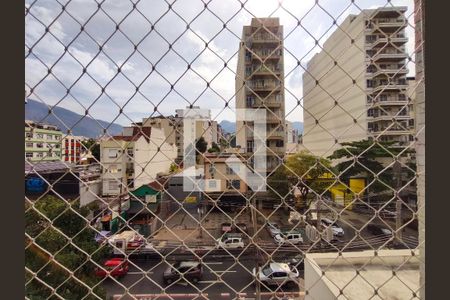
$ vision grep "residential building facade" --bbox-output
[25,120,62,162]
[100,126,177,196]
[62,135,85,163]
[235,18,286,172]
[302,7,413,156]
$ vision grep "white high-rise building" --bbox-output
[303,7,414,156]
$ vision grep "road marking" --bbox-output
[215,270,237,273]
[198,280,217,284]
[205,262,223,265]
[127,271,154,275]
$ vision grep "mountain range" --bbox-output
[25,99,123,138]
[219,120,303,134]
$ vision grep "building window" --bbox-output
[26,152,33,158]
[109,165,119,173]
[366,80,374,88]
[108,180,119,191]
[380,94,388,102]
[409,119,415,127]
[108,149,118,158]
[226,180,240,190]
[26,142,33,148]
[36,133,44,139]
[275,140,284,147]
[246,96,255,107]
[36,143,44,148]
[398,94,406,101]
[208,180,217,189]
[367,109,374,117]
[37,153,43,158]
[127,148,134,158]
[247,140,254,152]
[25,132,33,138]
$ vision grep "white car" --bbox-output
[253,262,299,286]
[274,232,303,245]
[321,218,345,237]
[216,233,244,249]
[267,222,281,237]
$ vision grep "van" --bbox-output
[274,231,303,245]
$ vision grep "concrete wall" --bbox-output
[133,128,177,188]
[79,179,101,206]
[303,14,367,157]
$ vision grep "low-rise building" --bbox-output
[25,120,62,162]
[100,126,177,196]
[203,151,249,209]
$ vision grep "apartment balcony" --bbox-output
[371,99,409,106]
[266,113,284,123]
[367,34,408,48]
[252,52,281,61]
[367,115,411,122]
[367,67,408,78]
[369,83,408,93]
[253,97,282,108]
[368,18,407,30]
[248,83,282,92]
[266,131,285,139]
[251,33,283,44]
[372,51,408,62]
[368,128,411,136]
[267,146,285,155]
[251,67,282,76]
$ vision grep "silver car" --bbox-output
[253,262,299,287]
[267,222,281,237]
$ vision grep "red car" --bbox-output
[95,258,129,278]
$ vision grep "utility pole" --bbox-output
[394,160,403,246]
[251,191,261,300]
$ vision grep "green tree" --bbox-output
[81,138,100,161]
[25,196,108,299]
[327,139,415,204]
[207,142,220,153]
[268,151,333,211]
[195,137,208,154]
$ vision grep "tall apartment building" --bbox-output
[25,120,62,162]
[303,7,413,156]
[235,18,286,172]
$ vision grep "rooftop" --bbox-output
[305,249,420,300]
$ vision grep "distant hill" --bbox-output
[291,122,303,134]
[219,120,303,134]
[219,120,235,133]
[25,99,123,138]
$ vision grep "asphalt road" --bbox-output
[103,253,304,299]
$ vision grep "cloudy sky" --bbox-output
[25,0,415,127]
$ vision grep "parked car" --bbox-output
[234,223,248,234]
[267,222,281,237]
[163,261,203,285]
[321,218,345,237]
[380,209,397,219]
[221,222,233,234]
[367,224,392,236]
[253,262,299,287]
[274,231,304,245]
[95,258,129,278]
[216,233,245,249]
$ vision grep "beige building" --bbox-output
[235,18,286,172]
[305,249,420,300]
[100,126,177,196]
[303,7,413,157]
[203,152,249,205]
